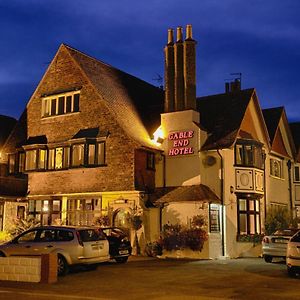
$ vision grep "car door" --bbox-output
[4,229,39,256]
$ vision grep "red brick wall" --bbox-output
[26,46,138,195]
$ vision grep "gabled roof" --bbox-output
[290,122,300,150]
[263,107,295,157]
[262,107,284,142]
[0,115,17,148]
[197,89,255,150]
[62,44,164,148]
[289,122,300,161]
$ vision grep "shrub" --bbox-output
[94,215,110,227]
[161,222,208,252]
[8,217,40,238]
[265,207,296,235]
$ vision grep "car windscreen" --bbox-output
[273,229,299,236]
[78,229,106,242]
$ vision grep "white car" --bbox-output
[286,230,300,277]
[0,226,110,275]
[262,228,299,263]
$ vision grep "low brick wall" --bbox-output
[0,254,57,283]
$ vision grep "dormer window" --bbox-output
[42,91,80,117]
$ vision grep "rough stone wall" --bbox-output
[26,46,138,195]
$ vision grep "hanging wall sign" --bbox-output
[168,130,194,156]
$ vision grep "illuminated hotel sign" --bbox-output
[168,130,194,156]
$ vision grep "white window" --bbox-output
[270,158,283,178]
[42,91,80,117]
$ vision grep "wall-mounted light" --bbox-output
[152,126,165,144]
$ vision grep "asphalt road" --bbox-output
[0,256,299,300]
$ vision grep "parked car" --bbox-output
[262,228,299,263]
[102,227,132,263]
[0,226,110,276]
[286,230,300,277]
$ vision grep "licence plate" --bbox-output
[92,244,103,250]
[119,250,129,255]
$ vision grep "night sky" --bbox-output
[1,0,300,122]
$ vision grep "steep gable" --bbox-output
[64,45,164,147]
[26,44,164,148]
[263,107,295,158]
[198,89,269,150]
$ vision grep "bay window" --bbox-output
[235,140,265,169]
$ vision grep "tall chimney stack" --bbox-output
[164,29,175,112]
[174,26,185,111]
[184,24,196,110]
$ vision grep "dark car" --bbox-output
[102,227,132,263]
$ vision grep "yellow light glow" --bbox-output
[152,126,165,144]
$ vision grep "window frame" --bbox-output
[234,140,265,169]
[146,152,155,170]
[270,157,283,179]
[237,197,261,235]
[41,91,80,118]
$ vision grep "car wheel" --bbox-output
[264,255,272,263]
[57,255,69,276]
[287,266,296,278]
[115,257,128,263]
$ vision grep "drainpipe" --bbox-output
[217,149,225,257]
[287,159,293,219]
[263,152,267,222]
[159,153,166,232]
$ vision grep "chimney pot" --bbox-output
[186,24,193,39]
[167,29,174,45]
[176,27,183,42]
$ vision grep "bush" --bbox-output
[94,215,110,227]
[161,222,208,252]
[8,217,40,238]
[265,207,297,235]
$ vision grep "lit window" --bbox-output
[38,149,47,170]
[8,153,16,174]
[18,152,25,173]
[55,148,63,169]
[235,140,264,169]
[41,91,80,117]
[97,142,105,165]
[72,144,85,167]
[238,198,260,235]
[25,150,37,171]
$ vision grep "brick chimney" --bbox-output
[164,25,197,113]
[164,29,175,112]
[174,26,185,111]
[184,24,196,110]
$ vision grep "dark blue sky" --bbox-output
[1,0,300,121]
